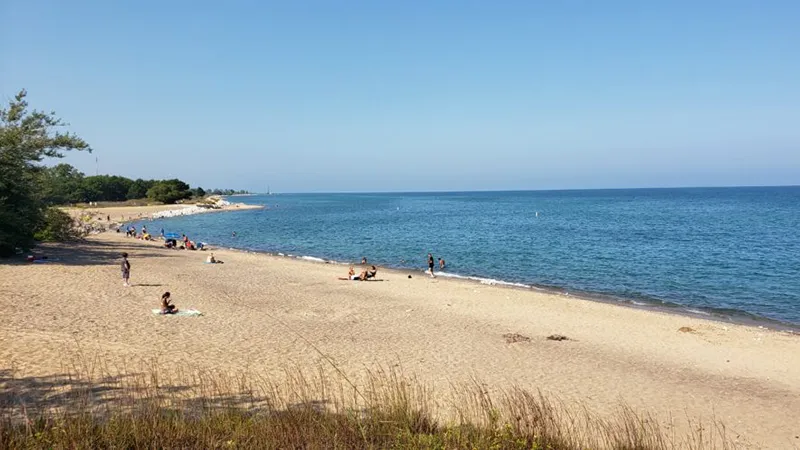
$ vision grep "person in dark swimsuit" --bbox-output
[427,253,436,278]
[161,292,177,314]
[121,252,131,286]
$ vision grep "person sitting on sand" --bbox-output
[206,253,223,264]
[161,292,177,314]
[339,265,377,281]
[339,266,360,280]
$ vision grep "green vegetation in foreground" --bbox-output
[0,89,249,256]
[0,364,735,449]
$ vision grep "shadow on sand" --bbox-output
[0,238,183,267]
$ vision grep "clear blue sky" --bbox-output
[2,1,799,192]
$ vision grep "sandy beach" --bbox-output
[1,208,799,448]
[62,198,263,223]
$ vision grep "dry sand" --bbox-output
[1,207,799,448]
[63,201,263,224]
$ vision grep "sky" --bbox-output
[2,1,799,193]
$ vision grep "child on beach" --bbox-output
[439,258,446,270]
[160,292,177,314]
[121,252,131,286]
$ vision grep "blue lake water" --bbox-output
[131,187,800,326]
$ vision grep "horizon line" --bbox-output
[248,184,800,195]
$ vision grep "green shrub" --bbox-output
[33,208,84,242]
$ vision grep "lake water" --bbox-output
[131,187,800,327]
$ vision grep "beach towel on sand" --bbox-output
[151,309,203,317]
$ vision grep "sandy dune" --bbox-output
[1,228,798,448]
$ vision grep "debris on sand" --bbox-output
[546,334,570,341]
[678,327,695,333]
[503,333,531,343]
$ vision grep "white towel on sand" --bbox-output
[151,309,203,317]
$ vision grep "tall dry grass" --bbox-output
[0,357,740,449]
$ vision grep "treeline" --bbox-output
[0,89,246,256]
[41,164,250,205]
[42,164,200,205]
[206,188,250,196]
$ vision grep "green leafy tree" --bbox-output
[127,178,155,200]
[81,175,132,202]
[0,90,90,256]
[40,163,86,205]
[146,179,192,204]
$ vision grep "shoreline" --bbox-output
[3,230,800,448]
[126,226,800,333]
[63,198,264,224]
[67,201,800,331]
[120,229,800,335]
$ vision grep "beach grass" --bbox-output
[0,358,736,449]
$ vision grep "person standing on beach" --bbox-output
[427,253,436,278]
[121,252,131,286]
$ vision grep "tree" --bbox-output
[81,175,132,202]
[40,163,86,205]
[0,90,90,256]
[191,187,206,198]
[127,178,155,200]
[146,179,192,204]
[34,207,85,242]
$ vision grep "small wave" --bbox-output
[300,256,326,263]
[685,308,712,316]
[436,271,530,288]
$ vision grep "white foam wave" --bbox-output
[436,271,530,288]
[685,308,712,316]
[300,256,326,263]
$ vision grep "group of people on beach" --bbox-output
[426,253,446,278]
[340,253,445,281]
[340,265,378,281]
[120,224,446,312]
